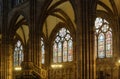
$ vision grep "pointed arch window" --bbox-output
[95,17,112,58]
[41,37,45,64]
[14,40,24,69]
[53,28,73,63]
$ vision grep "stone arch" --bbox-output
[38,0,76,38]
[9,11,29,45]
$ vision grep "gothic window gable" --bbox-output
[53,27,73,63]
[95,17,112,58]
[14,40,24,70]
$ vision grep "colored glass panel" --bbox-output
[95,17,103,29]
[53,27,73,63]
[41,38,45,64]
[101,24,108,32]
[59,28,66,37]
[14,51,18,66]
[65,34,70,40]
[106,31,112,57]
[95,17,112,58]
[98,33,105,58]
[68,40,73,61]
[63,41,67,62]
[58,42,62,62]
[14,40,24,67]
[41,45,45,64]
[53,43,57,63]
[19,51,22,66]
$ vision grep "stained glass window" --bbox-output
[68,40,73,61]
[14,40,24,67]
[53,28,73,63]
[58,42,62,62]
[106,31,112,57]
[41,37,45,64]
[53,43,57,63]
[63,41,67,62]
[95,17,112,58]
[98,33,105,58]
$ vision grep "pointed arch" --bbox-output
[9,11,30,45]
[106,31,112,57]
[94,17,113,58]
[14,40,24,70]
[98,33,105,58]
[51,26,73,63]
[38,0,76,39]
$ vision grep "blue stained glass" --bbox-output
[98,33,105,58]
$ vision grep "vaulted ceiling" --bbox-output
[14,15,29,44]
[42,0,75,38]
[96,0,120,16]
[114,0,120,15]
[0,0,120,40]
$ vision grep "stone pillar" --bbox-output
[7,44,13,79]
[0,41,13,79]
